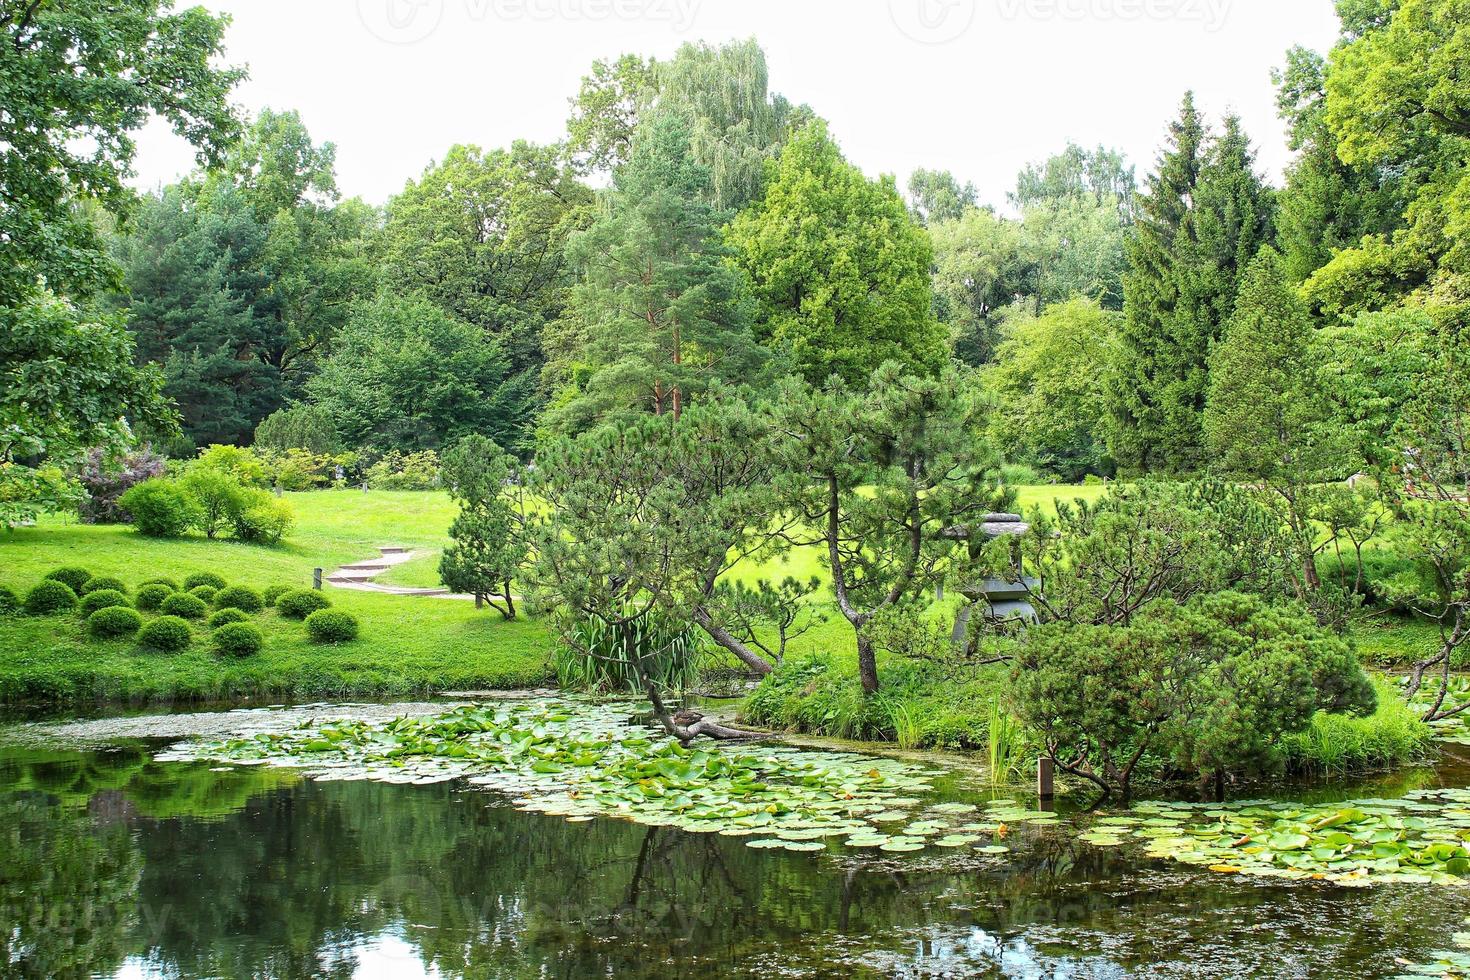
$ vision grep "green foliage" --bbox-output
[565,52,656,173]
[927,208,1030,366]
[140,577,179,591]
[208,608,250,629]
[262,584,292,608]
[306,294,530,454]
[133,584,173,612]
[76,446,168,524]
[78,590,129,618]
[211,622,264,657]
[87,606,143,640]
[552,609,702,694]
[549,110,763,431]
[363,450,440,490]
[230,490,294,545]
[254,404,342,454]
[727,121,947,385]
[183,572,227,592]
[0,586,16,616]
[1010,592,1376,798]
[138,616,193,653]
[214,586,263,614]
[188,585,219,604]
[276,589,331,620]
[119,480,200,538]
[24,581,78,616]
[1281,679,1436,774]
[985,298,1119,480]
[44,568,93,594]
[160,593,208,620]
[906,168,977,225]
[178,468,246,539]
[438,436,524,619]
[304,609,360,644]
[81,577,126,596]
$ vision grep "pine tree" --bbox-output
[1107,92,1205,473]
[439,435,524,619]
[551,110,764,431]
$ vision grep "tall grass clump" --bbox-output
[553,609,705,695]
[1282,679,1438,775]
[987,699,1026,785]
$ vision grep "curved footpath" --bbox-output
[325,547,472,600]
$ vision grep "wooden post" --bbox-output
[1037,756,1054,800]
[474,593,483,610]
[313,568,323,590]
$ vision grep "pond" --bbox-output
[3,696,1469,979]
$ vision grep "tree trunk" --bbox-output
[857,632,879,694]
[637,662,766,744]
[501,581,516,620]
[691,605,774,675]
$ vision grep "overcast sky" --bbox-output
[130,0,1342,208]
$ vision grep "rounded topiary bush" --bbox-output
[44,567,92,593]
[208,607,249,629]
[119,478,199,537]
[276,589,331,619]
[0,585,18,616]
[134,584,173,611]
[183,572,227,592]
[214,585,263,613]
[262,584,293,608]
[159,592,208,619]
[25,580,78,615]
[212,622,264,657]
[305,609,359,643]
[138,615,192,652]
[88,606,143,639]
[188,585,219,604]
[140,577,179,592]
[78,589,129,617]
[80,575,127,595]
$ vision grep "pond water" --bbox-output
[3,698,1469,979]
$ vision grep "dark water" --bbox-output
[2,712,1468,979]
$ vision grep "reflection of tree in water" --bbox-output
[0,796,142,979]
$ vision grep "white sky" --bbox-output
[130,0,1343,208]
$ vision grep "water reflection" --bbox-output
[0,741,1465,978]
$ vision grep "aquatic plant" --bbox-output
[553,610,703,694]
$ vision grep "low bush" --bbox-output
[1282,679,1437,774]
[262,584,293,608]
[80,575,127,595]
[553,608,702,694]
[134,584,173,611]
[232,491,294,545]
[159,592,208,619]
[43,567,93,593]
[24,580,78,615]
[212,622,264,657]
[208,608,250,629]
[138,616,192,652]
[88,606,143,639]
[77,446,167,524]
[188,585,219,604]
[305,609,359,643]
[364,449,441,490]
[276,589,331,619]
[215,585,264,614]
[184,572,227,592]
[119,479,201,537]
[0,586,18,616]
[78,589,129,617]
[180,468,248,539]
[140,577,179,592]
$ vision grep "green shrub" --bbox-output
[79,575,127,595]
[138,615,192,652]
[0,585,18,616]
[180,467,248,539]
[364,449,440,490]
[188,585,219,603]
[1282,678,1437,775]
[262,584,293,607]
[140,576,180,591]
[44,567,93,593]
[305,609,359,643]
[214,585,263,613]
[119,479,201,537]
[88,606,143,639]
[159,592,208,619]
[276,589,331,619]
[183,572,227,591]
[212,622,264,657]
[134,584,173,611]
[24,580,78,615]
[999,462,1042,485]
[208,608,250,629]
[232,491,294,545]
[78,589,129,617]
[553,607,703,694]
